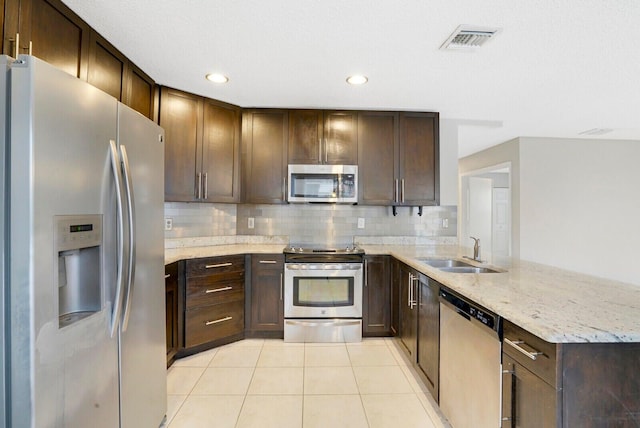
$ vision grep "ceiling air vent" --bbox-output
[440,25,501,50]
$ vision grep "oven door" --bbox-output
[284,263,363,318]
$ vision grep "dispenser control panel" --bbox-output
[55,215,102,251]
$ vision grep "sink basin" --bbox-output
[417,258,476,268]
[439,266,502,274]
[416,258,503,274]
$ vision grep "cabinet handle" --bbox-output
[28,40,32,56]
[324,138,328,163]
[401,179,405,203]
[205,286,233,293]
[280,273,283,301]
[504,337,544,360]
[407,273,413,307]
[203,173,208,200]
[205,316,232,326]
[364,259,368,287]
[14,33,19,58]
[205,262,232,269]
[318,138,322,163]
[196,172,202,199]
[164,274,170,279]
[259,260,277,264]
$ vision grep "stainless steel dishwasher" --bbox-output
[439,288,502,428]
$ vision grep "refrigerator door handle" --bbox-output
[120,144,136,332]
[109,140,126,337]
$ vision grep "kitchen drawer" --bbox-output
[186,277,244,309]
[186,255,245,277]
[185,300,244,348]
[503,320,557,387]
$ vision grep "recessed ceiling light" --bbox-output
[206,73,229,84]
[346,75,368,85]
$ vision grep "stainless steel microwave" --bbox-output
[287,164,358,203]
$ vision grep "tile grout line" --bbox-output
[233,342,264,428]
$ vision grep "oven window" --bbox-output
[293,277,354,307]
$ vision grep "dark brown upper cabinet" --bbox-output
[3,0,91,79]
[160,87,241,203]
[358,111,439,206]
[242,109,288,204]
[288,110,357,165]
[397,112,439,206]
[357,111,398,205]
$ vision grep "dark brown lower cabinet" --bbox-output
[246,254,284,338]
[502,320,640,427]
[362,255,391,336]
[416,274,439,400]
[398,262,418,361]
[165,261,183,367]
[183,255,245,350]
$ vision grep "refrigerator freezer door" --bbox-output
[117,104,167,427]
[8,56,120,427]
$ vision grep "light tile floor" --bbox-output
[165,338,451,428]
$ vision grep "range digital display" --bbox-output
[69,224,93,233]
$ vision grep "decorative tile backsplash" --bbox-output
[165,202,456,245]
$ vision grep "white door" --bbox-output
[468,177,492,257]
[492,188,511,257]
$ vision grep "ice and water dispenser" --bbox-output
[55,215,102,328]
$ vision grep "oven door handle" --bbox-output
[285,319,362,327]
[285,263,362,270]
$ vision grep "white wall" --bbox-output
[461,137,640,286]
[519,137,640,285]
[439,119,460,206]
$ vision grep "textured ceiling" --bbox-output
[61,0,640,157]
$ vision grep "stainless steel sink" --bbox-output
[417,258,503,274]
[439,266,502,274]
[417,258,476,268]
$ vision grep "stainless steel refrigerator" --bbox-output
[0,55,167,427]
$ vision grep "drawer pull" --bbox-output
[205,262,232,269]
[205,316,232,326]
[259,260,277,264]
[205,286,233,293]
[504,337,544,360]
[164,274,170,279]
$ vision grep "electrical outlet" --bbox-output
[357,218,365,229]
[164,218,173,231]
[248,217,255,229]
[442,218,449,228]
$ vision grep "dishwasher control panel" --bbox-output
[439,288,498,332]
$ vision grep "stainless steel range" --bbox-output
[283,245,364,342]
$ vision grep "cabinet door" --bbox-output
[417,278,439,400]
[26,0,91,79]
[242,110,288,204]
[398,265,417,360]
[324,111,357,164]
[201,99,240,202]
[390,258,401,336]
[362,255,391,336]
[288,110,323,164]
[249,255,284,334]
[398,112,439,206]
[160,88,202,202]
[502,354,557,428]
[357,111,397,205]
[165,262,179,366]
[124,62,155,120]
[87,32,125,101]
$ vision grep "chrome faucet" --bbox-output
[470,236,481,261]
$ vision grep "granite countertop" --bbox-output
[362,245,640,344]
[164,239,640,344]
